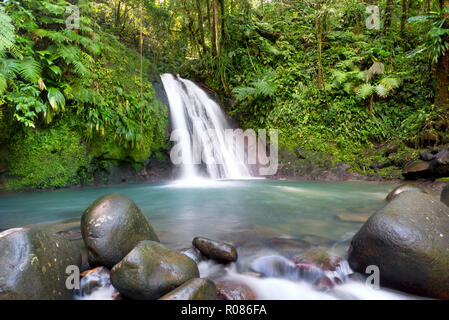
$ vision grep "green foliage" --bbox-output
[5,123,92,190]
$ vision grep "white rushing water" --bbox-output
[160,73,251,180]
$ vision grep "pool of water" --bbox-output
[0,180,392,244]
[1,179,414,300]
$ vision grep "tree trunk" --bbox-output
[195,0,206,55]
[219,0,225,39]
[400,0,409,48]
[213,0,221,56]
[384,0,394,31]
[369,94,374,116]
[434,0,449,111]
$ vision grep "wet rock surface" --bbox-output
[441,183,449,207]
[0,228,81,300]
[385,184,427,202]
[81,193,159,268]
[348,191,449,299]
[193,237,238,262]
[335,213,370,223]
[159,278,217,300]
[178,247,204,263]
[110,240,199,300]
[214,279,256,300]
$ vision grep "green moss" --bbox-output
[5,123,92,190]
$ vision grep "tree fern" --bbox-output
[356,83,374,99]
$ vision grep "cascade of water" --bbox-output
[160,73,251,180]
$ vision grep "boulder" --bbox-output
[110,240,199,300]
[402,160,431,180]
[441,183,449,207]
[432,148,449,177]
[385,184,427,202]
[178,247,204,263]
[81,193,159,268]
[419,151,435,161]
[348,191,449,299]
[159,278,216,300]
[0,228,82,300]
[214,279,256,300]
[192,237,237,262]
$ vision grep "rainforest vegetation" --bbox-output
[1,0,449,189]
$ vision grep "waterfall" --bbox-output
[160,73,251,180]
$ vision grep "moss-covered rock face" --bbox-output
[4,123,92,190]
[110,240,199,300]
[159,278,217,300]
[81,193,159,268]
[348,191,449,299]
[0,228,82,300]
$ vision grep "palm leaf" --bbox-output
[356,83,374,99]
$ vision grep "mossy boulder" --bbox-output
[159,278,217,300]
[81,193,159,268]
[385,184,427,202]
[0,228,82,300]
[192,237,238,262]
[110,240,199,300]
[348,191,449,299]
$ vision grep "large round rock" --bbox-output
[0,228,82,300]
[385,184,427,202]
[348,191,449,299]
[110,240,199,300]
[159,278,217,300]
[81,193,159,268]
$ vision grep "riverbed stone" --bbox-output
[348,191,449,299]
[110,240,199,300]
[402,160,432,180]
[0,228,82,300]
[178,247,204,263]
[214,279,256,300]
[81,193,159,268]
[193,237,238,262]
[159,278,217,300]
[385,184,427,202]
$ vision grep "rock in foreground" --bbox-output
[385,184,427,202]
[0,228,81,300]
[110,241,199,300]
[159,278,217,300]
[348,191,449,299]
[81,193,159,268]
[193,237,237,262]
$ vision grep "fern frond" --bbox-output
[16,57,42,83]
[356,83,374,99]
[233,87,256,101]
[0,73,7,94]
[374,84,389,97]
[379,77,401,90]
[0,6,16,52]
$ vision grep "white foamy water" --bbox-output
[160,73,251,181]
